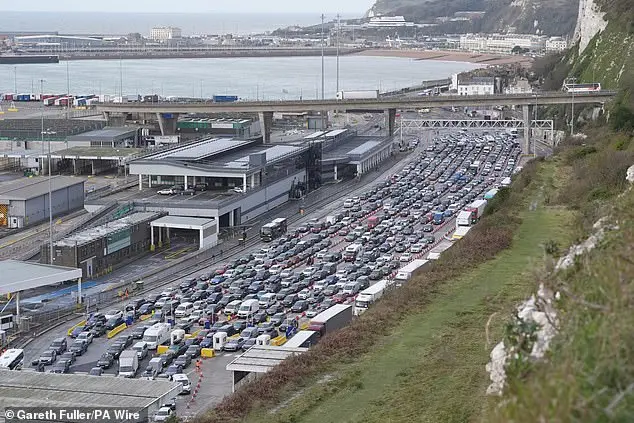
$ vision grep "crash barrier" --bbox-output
[107,322,127,339]
[157,345,169,354]
[200,348,215,358]
[139,313,153,321]
[67,320,86,337]
[271,335,286,346]
[185,329,200,340]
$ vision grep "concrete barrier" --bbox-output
[157,345,169,354]
[139,314,153,321]
[106,323,127,339]
[185,330,200,340]
[200,348,215,358]
[67,320,86,336]
[299,322,309,330]
[271,335,286,346]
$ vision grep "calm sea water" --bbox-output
[1,56,481,100]
[0,11,355,36]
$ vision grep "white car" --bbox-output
[104,310,123,320]
[399,253,413,262]
[297,289,311,300]
[153,407,173,422]
[76,331,93,345]
[157,188,175,195]
[233,187,244,193]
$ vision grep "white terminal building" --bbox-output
[459,33,568,55]
[150,26,182,41]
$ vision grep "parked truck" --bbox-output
[466,199,487,222]
[213,95,239,103]
[456,210,474,229]
[394,259,429,285]
[308,304,353,338]
[336,90,379,100]
[354,280,389,315]
[118,350,139,378]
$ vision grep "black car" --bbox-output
[270,312,286,326]
[105,316,124,330]
[185,345,201,359]
[291,300,309,313]
[131,325,149,340]
[257,322,278,337]
[266,302,284,316]
[59,351,77,365]
[49,338,67,355]
[163,364,183,378]
[253,310,268,323]
[174,354,191,368]
[69,340,88,356]
[218,324,237,337]
[282,294,298,308]
[106,343,125,359]
[50,360,71,374]
[90,323,107,338]
[97,353,115,369]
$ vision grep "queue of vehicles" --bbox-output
[3,130,519,421]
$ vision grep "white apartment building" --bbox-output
[457,76,495,96]
[150,26,182,41]
[545,37,568,52]
[460,33,548,54]
[505,78,533,94]
[367,16,415,28]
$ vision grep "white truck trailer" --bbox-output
[354,280,389,315]
[394,259,429,285]
[336,90,379,100]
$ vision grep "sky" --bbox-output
[0,0,376,14]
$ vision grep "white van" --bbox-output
[143,323,171,350]
[258,293,276,309]
[174,302,194,318]
[172,373,192,394]
[224,300,242,316]
[238,299,259,318]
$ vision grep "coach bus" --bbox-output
[260,217,288,242]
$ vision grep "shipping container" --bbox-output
[213,95,239,103]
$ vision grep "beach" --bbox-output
[355,49,533,66]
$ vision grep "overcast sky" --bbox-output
[1,0,375,14]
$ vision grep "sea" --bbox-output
[1,57,481,100]
[0,11,356,36]
[0,11,482,99]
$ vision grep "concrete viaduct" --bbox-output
[97,91,616,153]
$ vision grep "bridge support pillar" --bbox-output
[385,108,397,137]
[522,106,532,154]
[258,111,274,143]
[156,113,180,136]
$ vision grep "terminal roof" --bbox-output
[147,137,254,161]
[0,260,82,295]
[150,215,215,230]
[0,176,84,201]
[48,146,144,160]
[0,369,180,411]
[66,126,138,142]
[226,345,307,374]
[55,212,159,247]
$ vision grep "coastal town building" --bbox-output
[150,27,182,42]
[366,16,415,28]
[452,74,495,96]
[505,78,533,94]
[459,33,568,55]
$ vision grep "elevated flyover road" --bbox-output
[96,91,615,115]
[97,91,616,143]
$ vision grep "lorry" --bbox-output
[452,226,471,240]
[213,95,239,103]
[307,304,353,338]
[354,280,389,316]
[484,188,499,200]
[394,259,429,285]
[336,90,379,100]
[143,323,171,350]
[283,330,319,348]
[118,350,139,378]
[456,210,475,229]
[466,199,487,222]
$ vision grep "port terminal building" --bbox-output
[78,130,392,246]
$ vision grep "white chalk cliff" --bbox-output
[573,0,608,53]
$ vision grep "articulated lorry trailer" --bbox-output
[308,304,353,338]
[336,90,379,100]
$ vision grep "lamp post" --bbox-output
[568,77,577,135]
[320,14,325,100]
[336,14,340,94]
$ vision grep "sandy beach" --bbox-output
[355,49,533,66]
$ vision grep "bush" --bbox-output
[611,103,634,132]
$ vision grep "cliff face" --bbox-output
[369,0,579,36]
[572,0,608,53]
